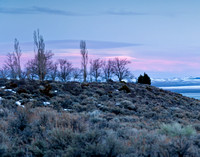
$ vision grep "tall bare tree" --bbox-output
[5,38,22,79]
[80,40,88,82]
[112,57,131,82]
[102,59,113,81]
[31,29,53,81]
[90,58,103,82]
[5,52,16,79]
[13,38,22,79]
[58,59,73,82]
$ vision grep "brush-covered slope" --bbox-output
[1,79,200,129]
[1,79,200,156]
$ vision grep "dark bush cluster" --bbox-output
[137,73,151,85]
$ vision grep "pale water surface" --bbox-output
[160,85,200,100]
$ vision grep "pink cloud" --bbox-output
[131,58,200,72]
[1,46,200,78]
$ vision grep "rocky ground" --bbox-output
[1,79,200,156]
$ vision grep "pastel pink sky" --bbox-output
[1,40,200,78]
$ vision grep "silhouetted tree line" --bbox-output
[0,29,151,83]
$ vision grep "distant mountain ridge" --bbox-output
[152,76,200,87]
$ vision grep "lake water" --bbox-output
[160,85,200,100]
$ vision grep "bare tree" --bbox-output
[0,66,9,79]
[112,57,131,82]
[48,62,58,81]
[13,38,22,79]
[90,58,103,82]
[4,38,22,79]
[5,52,16,79]
[25,59,37,80]
[31,29,53,81]
[58,59,73,82]
[71,68,81,81]
[102,59,113,81]
[80,40,88,82]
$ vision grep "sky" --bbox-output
[1,0,200,78]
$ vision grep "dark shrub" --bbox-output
[119,85,131,93]
[17,88,29,94]
[29,139,47,157]
[137,73,151,85]
[40,84,53,97]
[66,130,105,157]
[6,81,18,89]
[8,109,29,135]
[103,135,127,157]
[107,79,114,83]
[43,128,74,156]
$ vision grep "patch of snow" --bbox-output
[29,99,34,101]
[54,90,58,93]
[5,89,12,92]
[15,101,21,106]
[64,108,72,111]
[15,101,25,108]
[115,102,121,106]
[43,102,50,106]
[5,89,16,93]
[0,97,2,104]
[0,86,5,89]
[97,104,103,107]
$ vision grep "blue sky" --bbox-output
[1,0,200,78]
